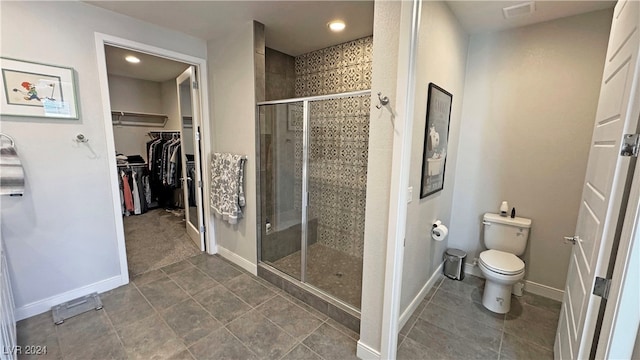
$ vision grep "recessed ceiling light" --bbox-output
[125,55,140,64]
[328,20,346,32]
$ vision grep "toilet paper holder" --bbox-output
[431,220,448,241]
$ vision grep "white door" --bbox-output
[176,66,206,251]
[555,1,640,359]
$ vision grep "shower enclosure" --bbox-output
[257,90,370,312]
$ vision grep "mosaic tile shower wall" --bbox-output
[293,36,372,258]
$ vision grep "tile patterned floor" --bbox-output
[398,275,560,360]
[16,253,360,360]
[17,255,560,360]
[123,208,201,276]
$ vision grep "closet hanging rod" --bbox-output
[111,110,168,118]
[148,131,180,138]
[117,163,148,167]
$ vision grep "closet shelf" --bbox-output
[112,111,168,127]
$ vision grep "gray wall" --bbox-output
[0,1,206,319]
[401,0,469,312]
[265,48,295,101]
[207,21,258,267]
[448,9,613,291]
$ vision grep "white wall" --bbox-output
[0,1,206,319]
[161,79,181,131]
[207,22,258,268]
[108,75,163,114]
[449,9,612,291]
[400,1,469,312]
[359,0,403,354]
[109,75,181,160]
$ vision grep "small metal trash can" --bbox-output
[443,248,466,280]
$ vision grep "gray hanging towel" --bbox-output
[0,135,25,196]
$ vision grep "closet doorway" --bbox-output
[102,43,207,277]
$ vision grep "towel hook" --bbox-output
[0,133,15,147]
[376,92,390,109]
[73,133,89,144]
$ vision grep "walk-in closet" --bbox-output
[106,45,206,277]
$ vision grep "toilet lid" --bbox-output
[479,250,524,275]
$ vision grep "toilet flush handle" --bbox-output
[482,221,491,226]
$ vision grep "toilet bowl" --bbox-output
[478,249,525,313]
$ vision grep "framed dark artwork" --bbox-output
[420,83,452,198]
[0,57,78,119]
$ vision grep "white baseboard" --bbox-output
[398,262,444,331]
[15,274,125,321]
[524,280,564,302]
[356,340,381,360]
[464,262,484,278]
[464,263,564,302]
[216,246,257,275]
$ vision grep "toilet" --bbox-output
[478,213,532,314]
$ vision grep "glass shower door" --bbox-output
[258,102,304,280]
[305,96,369,309]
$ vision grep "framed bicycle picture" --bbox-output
[1,57,78,119]
[420,83,452,198]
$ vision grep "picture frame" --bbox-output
[0,57,78,119]
[420,83,452,198]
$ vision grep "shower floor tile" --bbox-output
[269,243,363,308]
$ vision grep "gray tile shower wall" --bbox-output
[293,36,372,259]
[265,47,296,101]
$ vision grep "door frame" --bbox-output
[94,33,215,284]
[596,157,640,359]
[176,66,206,251]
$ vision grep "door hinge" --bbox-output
[200,225,205,233]
[593,276,611,299]
[192,81,199,90]
[198,180,202,188]
[620,133,639,157]
[195,131,200,141]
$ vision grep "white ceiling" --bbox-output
[92,0,615,82]
[88,1,375,57]
[447,1,615,34]
[105,45,189,82]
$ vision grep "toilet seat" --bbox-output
[479,250,524,275]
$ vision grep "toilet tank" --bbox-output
[483,213,532,255]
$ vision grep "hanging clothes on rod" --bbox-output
[146,131,182,208]
[117,163,151,216]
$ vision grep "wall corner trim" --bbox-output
[398,262,444,330]
[216,246,258,275]
[357,340,381,360]
[15,274,125,321]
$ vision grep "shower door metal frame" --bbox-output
[256,89,370,301]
